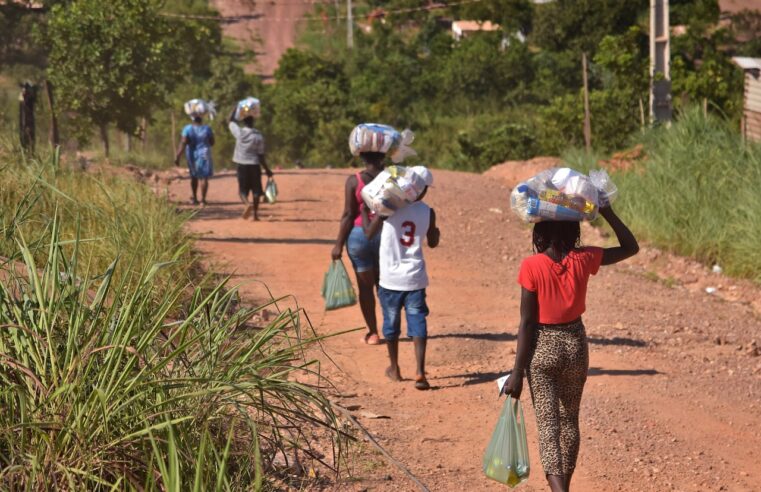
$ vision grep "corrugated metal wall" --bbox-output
[743,73,761,141]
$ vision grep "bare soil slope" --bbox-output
[169,169,761,491]
[211,0,318,77]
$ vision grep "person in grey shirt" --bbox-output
[228,107,273,221]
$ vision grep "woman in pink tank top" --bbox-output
[332,152,385,345]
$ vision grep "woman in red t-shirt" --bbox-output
[504,206,638,492]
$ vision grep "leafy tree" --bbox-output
[45,0,215,154]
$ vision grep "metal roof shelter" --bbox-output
[732,57,761,141]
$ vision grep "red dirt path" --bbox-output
[169,169,761,491]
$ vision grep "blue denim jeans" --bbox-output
[346,226,380,273]
[378,287,429,340]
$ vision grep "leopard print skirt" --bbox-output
[527,320,589,476]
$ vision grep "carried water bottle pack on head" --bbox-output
[184,98,216,120]
[348,123,417,164]
[234,97,261,120]
[510,167,618,223]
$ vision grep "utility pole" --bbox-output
[650,0,672,123]
[582,52,592,152]
[346,0,354,49]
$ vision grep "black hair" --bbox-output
[243,116,255,127]
[532,221,581,256]
[193,116,203,124]
[359,152,385,166]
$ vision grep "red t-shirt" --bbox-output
[517,247,604,324]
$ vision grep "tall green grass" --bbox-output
[565,108,761,282]
[0,217,346,489]
[0,138,194,293]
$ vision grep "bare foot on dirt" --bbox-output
[385,366,402,382]
[414,375,431,391]
[242,205,253,219]
[363,333,381,345]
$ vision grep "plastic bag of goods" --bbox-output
[348,123,416,163]
[360,165,428,217]
[235,97,261,120]
[184,99,216,120]
[321,260,357,311]
[265,177,278,204]
[483,396,530,487]
[510,167,616,223]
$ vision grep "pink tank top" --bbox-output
[354,172,375,227]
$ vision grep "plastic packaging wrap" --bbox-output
[184,99,216,120]
[321,260,357,311]
[483,396,530,487]
[265,177,278,204]
[510,167,617,223]
[360,165,428,217]
[348,123,416,163]
[234,97,261,120]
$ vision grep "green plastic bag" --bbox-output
[321,260,357,311]
[265,177,278,204]
[483,396,530,487]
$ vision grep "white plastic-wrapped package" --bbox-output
[184,99,216,120]
[235,97,261,120]
[349,123,416,163]
[361,165,429,217]
[510,167,617,223]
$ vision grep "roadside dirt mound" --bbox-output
[483,156,561,188]
[169,168,761,491]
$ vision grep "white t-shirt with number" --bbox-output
[379,201,431,292]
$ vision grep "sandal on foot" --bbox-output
[414,377,431,391]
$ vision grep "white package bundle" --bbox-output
[349,123,416,163]
[184,99,216,120]
[235,97,261,120]
[510,167,617,223]
[361,165,428,217]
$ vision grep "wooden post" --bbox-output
[141,117,148,152]
[346,0,354,49]
[650,0,672,122]
[100,124,110,158]
[44,80,60,147]
[170,111,177,155]
[582,52,592,153]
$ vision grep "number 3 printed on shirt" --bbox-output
[400,221,416,247]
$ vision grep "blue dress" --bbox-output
[182,124,214,178]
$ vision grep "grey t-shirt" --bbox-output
[229,122,265,165]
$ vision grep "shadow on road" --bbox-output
[434,366,660,389]
[198,236,335,245]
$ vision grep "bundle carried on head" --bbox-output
[184,99,216,120]
[349,123,416,163]
[510,167,617,223]
[235,97,261,120]
[361,165,432,217]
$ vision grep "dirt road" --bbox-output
[169,169,761,491]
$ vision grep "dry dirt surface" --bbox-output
[169,168,761,491]
[720,0,761,13]
[211,0,321,77]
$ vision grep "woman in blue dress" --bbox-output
[174,111,215,206]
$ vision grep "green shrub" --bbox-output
[0,226,345,489]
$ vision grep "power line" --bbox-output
[159,0,484,23]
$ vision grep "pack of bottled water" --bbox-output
[184,99,216,120]
[361,165,429,217]
[349,123,416,163]
[510,168,617,222]
[234,97,261,120]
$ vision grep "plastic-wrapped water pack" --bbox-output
[349,123,416,163]
[361,165,428,217]
[235,97,261,120]
[510,167,616,223]
[184,99,216,120]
